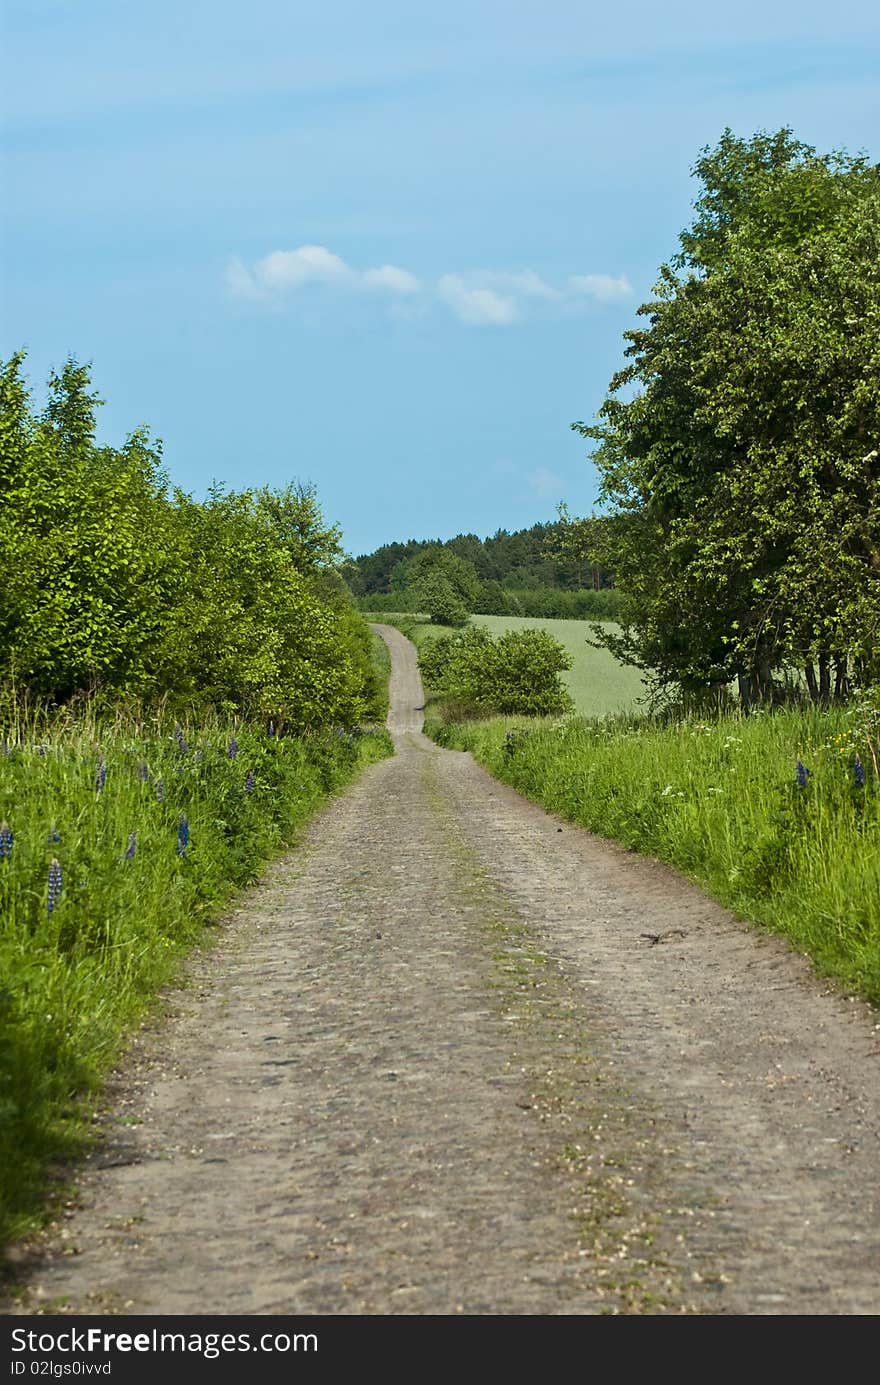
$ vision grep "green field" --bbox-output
[469,616,647,718]
[368,613,647,718]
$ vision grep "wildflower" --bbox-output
[124,831,137,860]
[47,858,62,916]
[228,735,239,759]
[176,815,189,855]
[155,778,166,803]
[244,769,255,795]
[136,760,149,781]
[48,827,61,843]
[267,720,276,738]
[854,755,865,788]
[175,724,188,753]
[36,745,47,757]
[795,759,811,788]
[0,821,12,859]
[95,755,107,793]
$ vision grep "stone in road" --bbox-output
[5,625,879,1314]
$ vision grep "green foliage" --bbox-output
[418,624,573,716]
[343,520,613,598]
[353,585,620,620]
[397,547,479,625]
[430,705,880,1004]
[416,571,471,626]
[0,357,377,726]
[572,128,880,705]
[0,709,393,1251]
[471,616,645,717]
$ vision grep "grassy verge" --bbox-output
[368,629,391,721]
[427,707,880,1005]
[0,712,392,1252]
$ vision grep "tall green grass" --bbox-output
[0,709,392,1251]
[429,706,880,1004]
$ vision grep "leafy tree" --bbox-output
[573,128,880,704]
[401,547,479,623]
[0,355,378,726]
[415,570,470,627]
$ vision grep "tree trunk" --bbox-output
[834,655,849,702]
[804,662,819,704]
[818,651,831,702]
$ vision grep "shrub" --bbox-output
[419,625,572,716]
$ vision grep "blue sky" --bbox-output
[3,2,879,556]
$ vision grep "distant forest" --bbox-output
[344,522,611,594]
[342,522,618,620]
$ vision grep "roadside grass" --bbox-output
[427,707,880,1005]
[0,709,392,1254]
[366,613,646,718]
[368,629,391,720]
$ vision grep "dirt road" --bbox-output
[5,624,879,1314]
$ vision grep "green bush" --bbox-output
[0,354,377,727]
[419,625,572,716]
[414,571,470,627]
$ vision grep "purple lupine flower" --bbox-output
[47,858,62,916]
[95,755,107,793]
[228,735,239,760]
[0,821,12,859]
[136,760,150,781]
[854,754,865,787]
[175,724,188,753]
[795,759,811,788]
[244,769,255,795]
[48,827,61,844]
[267,720,276,737]
[36,745,47,757]
[176,815,189,855]
[124,831,137,860]
[155,777,166,803]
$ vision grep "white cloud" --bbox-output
[527,467,568,498]
[568,273,632,302]
[226,244,420,301]
[363,264,421,294]
[227,245,633,324]
[479,270,561,300]
[225,256,262,299]
[259,245,353,290]
[437,274,518,326]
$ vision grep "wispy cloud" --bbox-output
[437,274,518,325]
[227,244,421,300]
[568,272,632,302]
[527,466,568,498]
[226,244,632,324]
[363,264,420,293]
